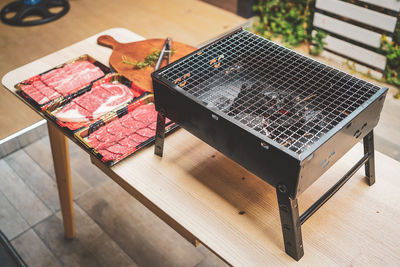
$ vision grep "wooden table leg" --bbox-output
[47,122,75,239]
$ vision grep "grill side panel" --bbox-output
[298,91,387,195]
[153,79,302,198]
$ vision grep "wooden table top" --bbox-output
[3,28,400,266]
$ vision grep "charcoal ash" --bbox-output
[228,82,268,116]
[226,81,329,141]
[214,96,233,111]
[298,109,326,132]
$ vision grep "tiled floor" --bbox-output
[0,135,227,267]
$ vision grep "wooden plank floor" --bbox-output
[0,134,228,267]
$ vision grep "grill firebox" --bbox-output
[151,28,387,261]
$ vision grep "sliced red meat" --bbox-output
[106,120,127,139]
[20,60,104,106]
[54,102,91,122]
[136,128,155,138]
[95,134,124,150]
[63,61,95,74]
[98,149,120,161]
[41,68,64,81]
[61,61,81,72]
[20,84,49,104]
[87,133,101,148]
[54,80,132,123]
[75,65,104,82]
[100,83,133,104]
[148,121,157,130]
[43,74,70,87]
[52,77,83,95]
[131,104,157,125]
[92,126,108,142]
[93,126,126,149]
[118,137,139,149]
[73,86,112,113]
[85,100,171,163]
[91,83,133,119]
[120,115,146,130]
[61,67,103,93]
[32,93,49,104]
[106,143,128,154]
[95,140,116,151]
[43,61,104,96]
[31,80,47,89]
[64,61,90,72]
[129,134,149,144]
[20,84,35,93]
[32,81,60,100]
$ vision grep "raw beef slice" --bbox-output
[20,60,104,106]
[54,82,133,123]
[97,149,121,161]
[20,84,49,104]
[73,86,112,113]
[120,115,146,130]
[54,102,91,123]
[42,61,104,96]
[88,104,162,162]
[20,81,61,104]
[91,83,133,119]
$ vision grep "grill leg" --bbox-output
[363,130,375,186]
[276,184,304,261]
[154,110,166,157]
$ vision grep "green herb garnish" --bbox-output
[122,48,175,69]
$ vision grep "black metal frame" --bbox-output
[151,28,387,261]
[276,130,375,260]
[155,110,166,157]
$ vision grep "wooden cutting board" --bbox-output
[97,35,196,92]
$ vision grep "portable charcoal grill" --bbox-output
[151,28,388,261]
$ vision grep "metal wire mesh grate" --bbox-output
[157,29,380,154]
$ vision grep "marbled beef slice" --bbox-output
[106,143,128,154]
[129,133,148,144]
[43,61,104,96]
[20,84,49,104]
[118,137,138,149]
[136,127,155,138]
[91,83,133,119]
[88,103,165,163]
[120,114,146,130]
[54,82,133,123]
[54,102,91,122]
[98,149,120,161]
[73,86,112,113]
[106,120,127,140]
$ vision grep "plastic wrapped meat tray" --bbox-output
[75,94,177,166]
[45,73,147,134]
[14,54,110,110]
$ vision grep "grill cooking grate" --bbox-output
[157,30,380,154]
